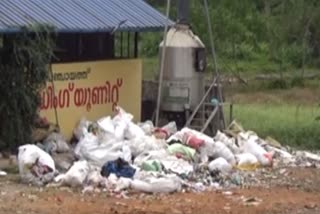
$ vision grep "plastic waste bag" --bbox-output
[296,151,320,162]
[121,145,132,163]
[182,132,204,150]
[161,157,194,175]
[154,122,177,139]
[124,122,145,140]
[54,160,90,187]
[133,149,169,167]
[141,160,163,172]
[235,153,259,171]
[137,120,154,135]
[97,116,115,134]
[18,144,56,185]
[0,170,7,176]
[74,133,123,167]
[128,135,167,157]
[84,169,106,187]
[238,132,273,166]
[167,143,196,160]
[134,149,193,176]
[73,117,91,140]
[51,152,76,173]
[200,141,236,165]
[112,107,134,140]
[214,130,241,154]
[43,132,70,153]
[130,175,181,193]
[101,158,136,178]
[208,157,232,174]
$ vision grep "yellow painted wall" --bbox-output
[40,59,142,139]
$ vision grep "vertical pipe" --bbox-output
[120,32,123,57]
[134,32,139,58]
[127,32,130,58]
[229,103,233,125]
[155,0,171,126]
[203,0,226,129]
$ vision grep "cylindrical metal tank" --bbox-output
[159,24,206,113]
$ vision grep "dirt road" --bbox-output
[0,168,319,214]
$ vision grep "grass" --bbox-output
[230,104,320,149]
[142,56,320,149]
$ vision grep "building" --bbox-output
[0,0,173,138]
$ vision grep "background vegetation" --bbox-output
[143,0,320,78]
[143,0,320,149]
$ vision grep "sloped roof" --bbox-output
[0,0,174,33]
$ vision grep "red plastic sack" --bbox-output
[183,133,204,150]
[153,128,169,139]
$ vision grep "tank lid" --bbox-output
[159,25,205,48]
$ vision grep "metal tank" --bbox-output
[159,0,206,116]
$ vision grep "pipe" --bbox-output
[155,0,171,127]
[178,0,190,25]
[203,0,226,129]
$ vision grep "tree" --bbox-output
[0,24,55,151]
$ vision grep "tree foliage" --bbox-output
[0,24,55,151]
[143,0,320,73]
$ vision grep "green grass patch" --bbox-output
[231,104,320,149]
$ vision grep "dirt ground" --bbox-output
[0,167,319,214]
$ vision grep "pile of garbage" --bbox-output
[17,107,320,194]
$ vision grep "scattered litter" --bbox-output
[101,158,136,178]
[13,106,320,194]
[168,143,196,160]
[54,160,90,187]
[208,157,232,174]
[242,196,262,206]
[131,175,182,193]
[0,170,7,176]
[235,153,259,171]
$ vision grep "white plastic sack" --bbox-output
[73,117,91,140]
[133,149,169,166]
[124,122,145,140]
[102,174,132,192]
[160,122,177,136]
[97,116,115,134]
[128,135,167,157]
[208,157,232,174]
[0,170,7,176]
[138,120,154,135]
[84,169,105,187]
[200,140,236,165]
[238,133,273,166]
[54,160,90,187]
[18,144,55,177]
[18,144,56,185]
[131,176,181,193]
[74,133,123,167]
[112,107,134,140]
[214,130,240,154]
[235,153,259,167]
[121,145,132,163]
[161,157,194,175]
[114,177,132,192]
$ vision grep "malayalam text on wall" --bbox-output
[40,59,142,139]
